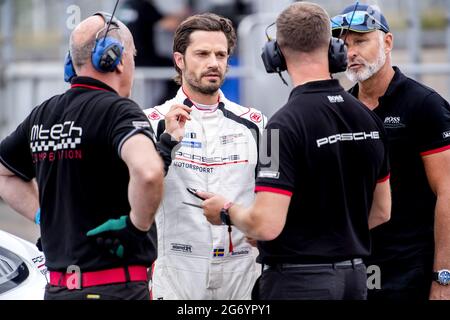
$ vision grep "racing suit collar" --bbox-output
[178,87,224,113]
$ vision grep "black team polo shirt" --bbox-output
[256,79,390,265]
[350,67,450,269]
[0,77,157,271]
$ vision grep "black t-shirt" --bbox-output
[350,67,450,267]
[0,77,157,271]
[256,79,389,265]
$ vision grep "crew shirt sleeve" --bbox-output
[255,121,299,197]
[377,124,390,183]
[413,92,450,156]
[0,115,35,181]
[109,100,156,158]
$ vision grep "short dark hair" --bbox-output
[276,2,330,54]
[172,13,236,85]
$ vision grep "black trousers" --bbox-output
[253,260,367,300]
[44,281,150,300]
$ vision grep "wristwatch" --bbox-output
[220,202,234,226]
[433,269,450,285]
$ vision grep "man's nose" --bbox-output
[206,55,219,68]
[346,44,357,59]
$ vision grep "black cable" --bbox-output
[102,0,120,45]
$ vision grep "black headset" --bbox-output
[261,23,348,84]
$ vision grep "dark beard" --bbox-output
[191,77,224,95]
[195,83,221,95]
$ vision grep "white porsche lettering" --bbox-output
[316,131,380,148]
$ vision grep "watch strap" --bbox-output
[433,272,439,282]
[220,202,234,226]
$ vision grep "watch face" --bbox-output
[439,270,450,285]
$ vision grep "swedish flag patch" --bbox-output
[212,248,225,257]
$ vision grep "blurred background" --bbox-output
[1,0,450,243]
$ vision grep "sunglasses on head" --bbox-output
[331,10,389,33]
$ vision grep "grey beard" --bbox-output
[346,46,386,83]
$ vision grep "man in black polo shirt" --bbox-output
[332,3,450,300]
[200,2,391,300]
[0,13,185,300]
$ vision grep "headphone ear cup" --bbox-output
[92,37,124,73]
[64,51,77,83]
[261,39,287,73]
[328,37,348,74]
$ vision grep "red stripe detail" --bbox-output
[149,262,155,300]
[194,106,218,113]
[239,107,251,117]
[175,157,249,167]
[71,84,111,92]
[255,186,293,197]
[37,263,45,269]
[153,107,165,117]
[227,226,233,254]
[49,266,148,288]
[377,173,390,183]
[420,145,450,156]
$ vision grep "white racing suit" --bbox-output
[144,88,266,300]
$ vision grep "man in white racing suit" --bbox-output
[144,13,266,300]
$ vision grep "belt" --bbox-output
[263,258,364,271]
[49,265,148,289]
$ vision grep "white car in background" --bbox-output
[0,230,47,299]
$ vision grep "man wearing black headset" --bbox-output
[332,3,450,300]
[200,2,391,300]
[0,12,183,300]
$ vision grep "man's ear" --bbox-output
[116,59,124,74]
[173,52,184,71]
[384,32,394,54]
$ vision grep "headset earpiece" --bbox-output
[91,11,124,73]
[261,39,287,74]
[91,37,124,73]
[261,23,347,82]
[328,37,348,74]
[64,51,77,83]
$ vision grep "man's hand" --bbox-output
[430,282,450,300]
[86,215,148,259]
[196,191,228,225]
[164,104,192,142]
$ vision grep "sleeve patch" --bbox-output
[148,111,161,120]
[250,112,263,123]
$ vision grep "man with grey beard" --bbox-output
[332,3,450,300]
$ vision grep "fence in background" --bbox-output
[2,1,450,137]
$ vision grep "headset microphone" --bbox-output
[102,0,120,45]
